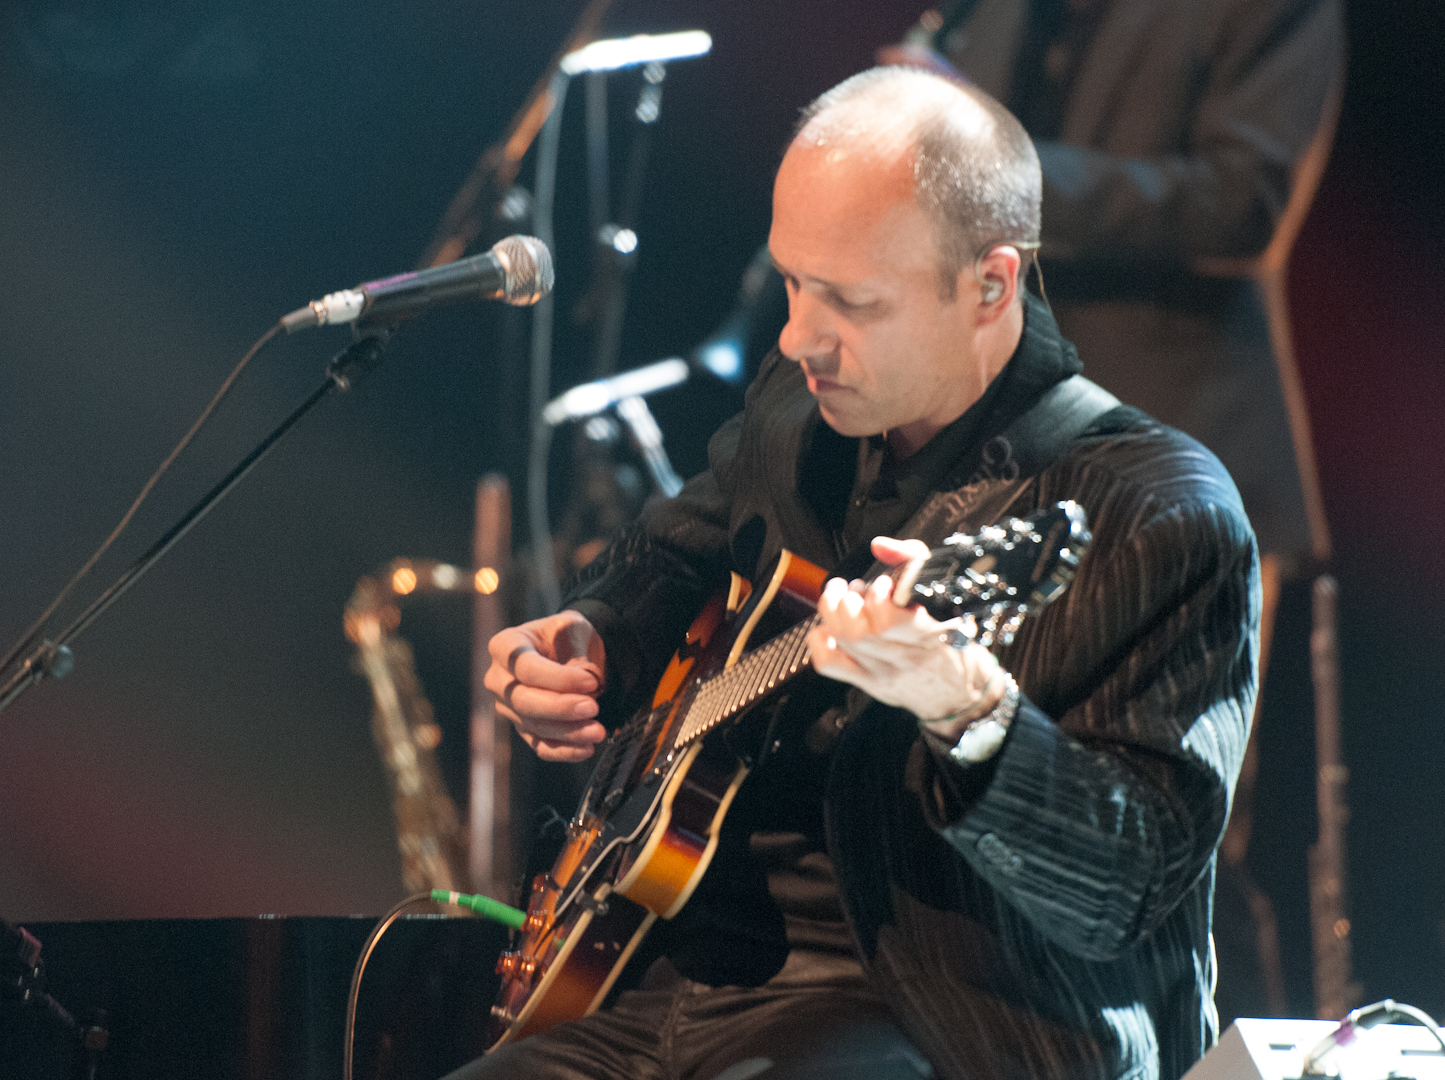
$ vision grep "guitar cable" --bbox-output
[343,890,526,1080]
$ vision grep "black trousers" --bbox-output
[442,967,933,1080]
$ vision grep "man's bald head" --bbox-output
[792,68,1041,299]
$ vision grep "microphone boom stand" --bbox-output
[0,331,393,715]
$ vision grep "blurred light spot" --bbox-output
[391,743,417,772]
[498,186,533,226]
[1333,918,1351,939]
[475,567,499,594]
[636,85,662,124]
[392,566,417,595]
[583,415,619,444]
[432,563,458,589]
[611,228,637,255]
[414,723,442,750]
[699,339,743,383]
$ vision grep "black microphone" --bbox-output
[281,235,554,333]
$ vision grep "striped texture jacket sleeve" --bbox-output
[828,418,1259,1080]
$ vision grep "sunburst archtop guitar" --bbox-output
[486,501,1091,1048]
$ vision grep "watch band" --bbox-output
[946,672,1019,764]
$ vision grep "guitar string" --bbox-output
[760,621,798,692]
[766,620,808,692]
[676,615,819,748]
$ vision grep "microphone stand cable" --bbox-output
[0,321,283,687]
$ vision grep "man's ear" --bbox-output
[974,244,1023,321]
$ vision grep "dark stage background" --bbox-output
[1,0,1441,1024]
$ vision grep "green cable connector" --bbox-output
[431,889,527,929]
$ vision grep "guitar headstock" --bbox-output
[893,501,1091,647]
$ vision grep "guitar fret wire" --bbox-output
[701,682,724,737]
[751,644,778,699]
[762,632,791,690]
[779,636,800,678]
[722,654,755,727]
[739,635,786,715]
[798,617,819,658]
[780,623,808,675]
[772,634,800,687]
[734,655,757,697]
[746,641,775,678]
[681,680,708,742]
[751,642,776,683]
[759,628,796,694]
[788,637,810,675]
[713,669,735,713]
[729,662,754,703]
[727,674,746,716]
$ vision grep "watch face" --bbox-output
[950,718,1009,764]
[948,675,1018,764]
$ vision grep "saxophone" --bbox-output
[345,559,483,893]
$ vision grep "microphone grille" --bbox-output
[492,235,554,306]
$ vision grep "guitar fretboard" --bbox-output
[673,616,817,749]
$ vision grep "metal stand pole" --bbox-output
[471,475,514,898]
[1307,574,1360,1019]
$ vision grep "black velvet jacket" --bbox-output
[567,298,1259,1080]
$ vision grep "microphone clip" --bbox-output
[326,330,394,394]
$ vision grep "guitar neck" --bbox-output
[672,615,818,749]
[668,502,1091,754]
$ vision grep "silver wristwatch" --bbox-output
[947,672,1019,764]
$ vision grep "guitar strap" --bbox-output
[886,373,1125,565]
[828,375,1123,585]
[984,372,1125,480]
